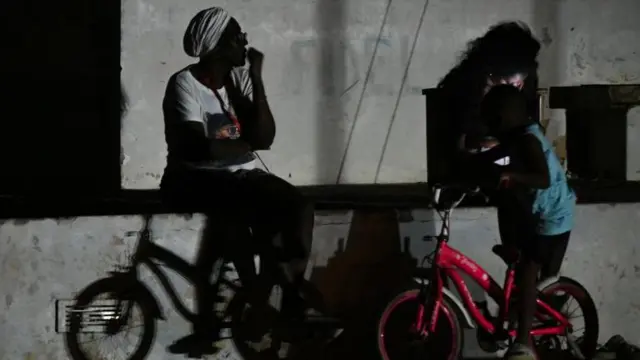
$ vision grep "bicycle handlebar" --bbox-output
[431,184,488,211]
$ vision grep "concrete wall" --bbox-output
[121,0,640,188]
[3,0,640,359]
[1,205,640,359]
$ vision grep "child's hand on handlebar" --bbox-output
[480,137,500,149]
[479,137,500,152]
[498,172,512,189]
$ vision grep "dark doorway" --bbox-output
[0,0,122,196]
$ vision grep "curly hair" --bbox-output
[433,21,542,151]
[429,22,541,182]
[438,21,541,92]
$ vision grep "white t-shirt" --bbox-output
[163,66,256,172]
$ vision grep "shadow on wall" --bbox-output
[306,209,438,358]
[0,0,122,196]
[121,81,130,168]
[315,0,347,183]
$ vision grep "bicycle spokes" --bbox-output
[104,298,130,335]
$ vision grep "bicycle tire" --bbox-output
[226,279,338,360]
[64,277,157,360]
[377,285,463,360]
[536,276,599,360]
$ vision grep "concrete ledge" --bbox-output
[0,180,640,219]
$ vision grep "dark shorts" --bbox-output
[497,205,570,278]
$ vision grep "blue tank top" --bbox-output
[524,124,576,235]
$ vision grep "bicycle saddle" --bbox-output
[491,244,520,265]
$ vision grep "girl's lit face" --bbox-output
[484,73,527,95]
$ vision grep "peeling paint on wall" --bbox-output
[1,206,640,359]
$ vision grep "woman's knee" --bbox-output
[247,172,314,227]
[294,193,314,216]
[292,195,315,232]
[271,181,311,216]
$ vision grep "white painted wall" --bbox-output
[3,0,640,359]
[120,0,640,188]
[1,206,639,359]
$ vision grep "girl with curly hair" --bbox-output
[438,22,573,360]
[438,20,541,153]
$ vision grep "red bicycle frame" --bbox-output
[422,209,572,338]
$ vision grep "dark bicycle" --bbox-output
[63,214,342,360]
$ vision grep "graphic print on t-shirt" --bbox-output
[206,111,241,140]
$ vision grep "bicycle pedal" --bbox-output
[493,330,510,342]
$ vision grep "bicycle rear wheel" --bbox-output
[377,286,463,360]
[535,276,599,360]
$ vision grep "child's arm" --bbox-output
[501,134,550,189]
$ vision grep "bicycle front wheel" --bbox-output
[64,277,157,360]
[377,286,463,360]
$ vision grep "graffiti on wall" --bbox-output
[284,34,424,97]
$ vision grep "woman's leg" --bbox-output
[234,170,315,318]
[237,170,312,268]
[193,217,232,335]
[162,170,245,353]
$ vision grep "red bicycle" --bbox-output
[377,184,599,360]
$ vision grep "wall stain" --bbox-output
[145,171,161,180]
[618,269,626,280]
[540,26,553,47]
[286,34,423,96]
[27,282,39,295]
[13,219,28,226]
[32,236,42,252]
[111,235,125,246]
[56,217,77,225]
[572,52,587,70]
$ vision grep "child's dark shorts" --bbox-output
[497,205,570,278]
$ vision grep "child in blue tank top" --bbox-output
[481,84,575,359]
